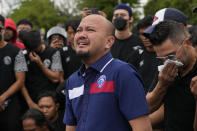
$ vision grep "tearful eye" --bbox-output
[76,29,82,32]
[87,29,96,32]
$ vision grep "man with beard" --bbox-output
[64,14,152,131]
[111,3,143,62]
[148,20,196,130]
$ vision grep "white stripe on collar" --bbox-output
[100,58,114,73]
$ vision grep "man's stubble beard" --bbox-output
[76,50,90,61]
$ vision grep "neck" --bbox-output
[0,40,7,48]
[115,28,132,40]
[50,112,59,123]
[181,49,197,76]
[83,51,108,69]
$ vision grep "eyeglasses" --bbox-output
[156,54,176,60]
[156,38,186,60]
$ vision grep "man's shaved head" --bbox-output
[82,14,115,36]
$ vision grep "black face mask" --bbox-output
[113,17,127,31]
[0,34,2,41]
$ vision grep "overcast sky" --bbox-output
[0,0,148,17]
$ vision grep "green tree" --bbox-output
[9,0,67,30]
[144,0,197,25]
[76,0,141,24]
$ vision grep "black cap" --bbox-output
[193,7,197,13]
[19,30,41,51]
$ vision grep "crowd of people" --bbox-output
[0,3,197,131]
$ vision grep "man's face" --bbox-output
[154,39,189,68]
[139,27,154,52]
[17,24,32,32]
[50,34,64,49]
[112,9,132,29]
[67,26,75,45]
[74,15,111,59]
[0,22,4,41]
[23,118,45,131]
[4,27,15,42]
[38,96,58,122]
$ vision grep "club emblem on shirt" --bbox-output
[3,56,12,65]
[43,59,51,68]
[97,75,106,88]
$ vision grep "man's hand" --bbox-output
[29,52,42,64]
[190,76,197,100]
[50,39,63,49]
[82,8,107,18]
[158,62,178,88]
[0,95,6,112]
[82,8,92,18]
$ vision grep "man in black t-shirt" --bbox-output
[127,16,160,93]
[37,91,65,131]
[111,3,143,62]
[0,15,28,131]
[19,30,63,110]
[148,20,196,131]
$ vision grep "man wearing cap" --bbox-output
[20,30,63,110]
[146,14,196,130]
[111,3,143,62]
[47,26,67,49]
[143,8,191,130]
[144,8,188,109]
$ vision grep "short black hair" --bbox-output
[22,108,47,127]
[37,91,58,104]
[0,15,5,26]
[149,20,186,46]
[188,25,197,47]
[17,18,33,28]
[65,19,81,32]
[137,16,154,30]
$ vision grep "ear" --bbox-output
[129,17,134,23]
[183,38,192,46]
[56,103,60,110]
[105,35,114,49]
[178,23,185,29]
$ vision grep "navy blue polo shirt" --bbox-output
[63,52,149,131]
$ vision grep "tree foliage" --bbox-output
[77,0,141,24]
[9,0,67,30]
[144,0,197,25]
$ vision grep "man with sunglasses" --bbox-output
[0,15,27,130]
[147,20,196,130]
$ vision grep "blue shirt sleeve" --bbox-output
[115,64,149,121]
[63,79,77,126]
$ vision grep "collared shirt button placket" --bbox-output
[80,71,90,129]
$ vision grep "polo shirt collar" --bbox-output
[78,52,113,76]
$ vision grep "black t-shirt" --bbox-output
[0,43,19,95]
[110,34,143,62]
[0,43,27,96]
[25,46,61,102]
[60,45,82,79]
[51,111,65,131]
[164,60,197,131]
[127,48,161,93]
